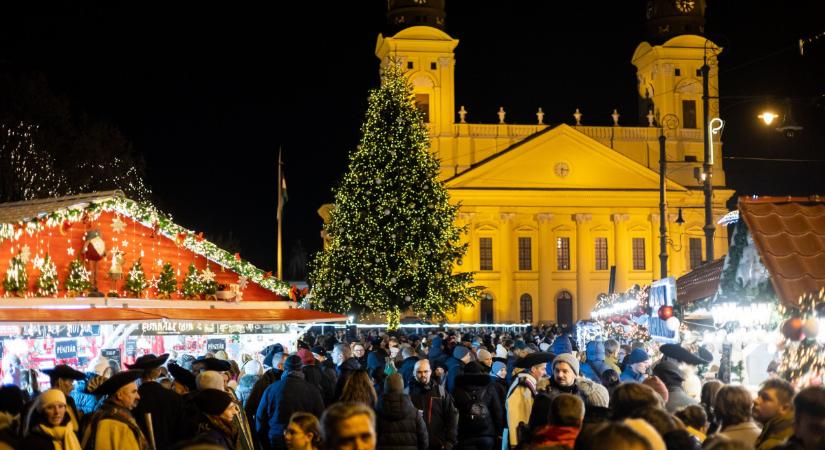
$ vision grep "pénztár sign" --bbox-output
[648,277,679,343]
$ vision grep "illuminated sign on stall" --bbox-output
[648,277,679,343]
[137,322,289,336]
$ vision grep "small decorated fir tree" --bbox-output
[124,259,148,297]
[182,263,204,299]
[36,255,59,297]
[3,253,28,296]
[65,258,91,297]
[157,262,177,299]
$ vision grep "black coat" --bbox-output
[256,372,325,449]
[444,357,465,393]
[451,374,503,445]
[376,392,428,450]
[301,364,335,407]
[407,379,458,450]
[244,367,283,448]
[133,380,185,450]
[20,428,58,450]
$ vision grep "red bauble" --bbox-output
[658,305,674,320]
[782,318,804,341]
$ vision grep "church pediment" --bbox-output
[445,124,686,191]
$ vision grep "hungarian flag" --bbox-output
[277,149,288,221]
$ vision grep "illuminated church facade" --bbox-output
[333,0,734,326]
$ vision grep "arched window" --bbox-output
[519,294,533,324]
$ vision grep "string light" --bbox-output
[308,60,479,328]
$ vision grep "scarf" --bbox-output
[80,399,150,450]
[204,414,241,450]
[38,423,83,450]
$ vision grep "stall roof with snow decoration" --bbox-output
[0,191,346,324]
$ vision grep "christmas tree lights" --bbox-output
[309,61,479,328]
[182,263,204,300]
[777,289,825,387]
[64,258,91,297]
[35,254,59,296]
[124,259,148,297]
[3,253,28,297]
[157,262,177,299]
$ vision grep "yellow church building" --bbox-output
[325,0,734,327]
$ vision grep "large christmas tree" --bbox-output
[309,61,479,328]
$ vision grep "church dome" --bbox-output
[386,0,446,35]
[644,0,706,44]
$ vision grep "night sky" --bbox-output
[2,2,823,275]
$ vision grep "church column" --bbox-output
[457,212,476,322]
[499,213,516,323]
[612,214,630,292]
[650,213,661,280]
[536,213,554,323]
[575,213,592,321]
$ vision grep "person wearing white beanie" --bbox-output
[21,389,83,450]
[196,370,226,391]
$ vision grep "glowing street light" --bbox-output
[759,111,778,125]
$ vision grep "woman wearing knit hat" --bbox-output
[21,389,82,450]
[193,388,242,450]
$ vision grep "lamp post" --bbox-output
[658,113,679,279]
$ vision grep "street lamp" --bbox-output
[758,111,778,126]
[658,113,679,279]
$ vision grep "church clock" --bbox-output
[674,0,695,13]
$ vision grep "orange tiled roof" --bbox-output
[738,195,825,306]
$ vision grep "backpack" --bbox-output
[462,387,490,432]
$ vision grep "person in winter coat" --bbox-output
[238,360,263,407]
[451,362,503,450]
[406,359,458,450]
[21,389,82,450]
[714,385,762,447]
[506,352,554,448]
[652,360,696,413]
[603,339,622,375]
[375,373,428,450]
[398,348,420,388]
[489,361,508,409]
[298,349,335,407]
[619,348,650,383]
[527,393,584,450]
[129,354,186,450]
[246,351,286,444]
[543,354,610,411]
[428,336,449,371]
[752,379,795,450]
[41,364,86,433]
[193,388,243,450]
[444,347,471,393]
[256,355,325,450]
[333,344,362,401]
[579,340,609,384]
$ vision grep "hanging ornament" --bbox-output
[658,305,674,321]
[782,318,804,341]
[815,302,825,319]
[666,317,681,332]
[110,216,127,234]
[59,220,72,236]
[237,276,249,290]
[200,267,216,283]
[67,246,75,257]
[83,230,106,261]
[19,245,31,264]
[802,318,819,339]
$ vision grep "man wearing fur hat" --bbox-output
[81,370,149,450]
[506,352,553,448]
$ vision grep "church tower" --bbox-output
[376,0,458,152]
[632,0,720,142]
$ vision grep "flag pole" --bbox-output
[277,148,283,281]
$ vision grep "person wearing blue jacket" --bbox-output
[620,348,651,383]
[444,347,471,393]
[579,340,610,383]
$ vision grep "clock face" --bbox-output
[646,1,655,19]
[554,162,570,178]
[675,0,695,13]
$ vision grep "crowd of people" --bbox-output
[0,325,822,450]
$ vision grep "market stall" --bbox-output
[0,191,346,383]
